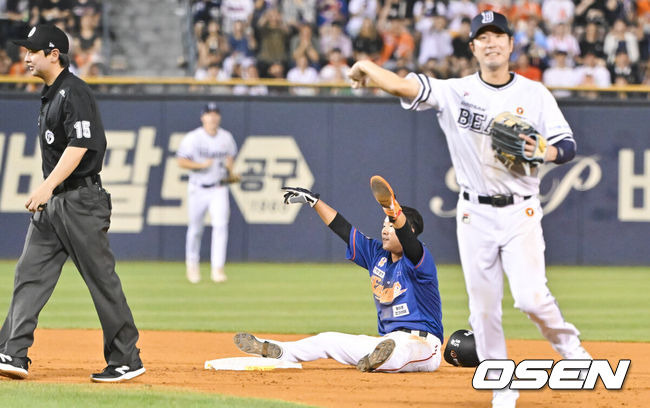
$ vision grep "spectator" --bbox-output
[317,0,348,27]
[476,0,510,15]
[37,0,73,24]
[512,16,548,62]
[603,0,626,27]
[234,63,269,95]
[446,0,478,32]
[579,21,606,62]
[514,52,542,81]
[287,52,320,95]
[603,18,639,63]
[416,14,453,67]
[608,49,640,83]
[451,17,472,61]
[319,22,353,60]
[546,22,581,60]
[575,49,611,86]
[319,47,350,81]
[377,18,415,67]
[197,20,230,70]
[353,18,384,62]
[221,0,255,35]
[509,0,542,24]
[379,0,416,24]
[267,61,288,93]
[289,23,321,67]
[413,0,449,24]
[255,8,289,76]
[346,0,379,38]
[192,0,222,25]
[282,0,317,31]
[542,0,575,27]
[229,19,256,57]
[73,9,102,75]
[635,19,650,62]
[70,0,101,32]
[574,0,606,28]
[543,50,580,97]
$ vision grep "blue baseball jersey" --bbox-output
[346,227,444,343]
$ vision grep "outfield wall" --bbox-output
[0,94,648,265]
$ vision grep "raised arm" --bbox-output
[282,187,351,242]
[347,59,420,99]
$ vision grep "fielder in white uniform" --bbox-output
[348,11,590,408]
[177,103,238,283]
[234,178,444,373]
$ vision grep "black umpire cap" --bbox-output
[469,11,512,40]
[12,24,69,53]
[201,102,220,115]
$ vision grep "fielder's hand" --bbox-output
[347,62,369,89]
[282,187,320,207]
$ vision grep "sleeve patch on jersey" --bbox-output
[392,303,410,317]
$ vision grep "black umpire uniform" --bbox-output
[0,24,143,382]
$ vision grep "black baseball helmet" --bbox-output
[444,329,480,367]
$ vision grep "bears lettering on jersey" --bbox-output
[457,107,494,135]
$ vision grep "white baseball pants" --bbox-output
[456,194,583,363]
[186,184,230,269]
[266,331,441,373]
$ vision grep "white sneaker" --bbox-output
[563,345,592,360]
[211,267,227,283]
[186,263,200,284]
[492,389,519,408]
[562,345,592,380]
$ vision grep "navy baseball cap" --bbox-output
[12,24,69,53]
[201,102,220,114]
[469,11,512,40]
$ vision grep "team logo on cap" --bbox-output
[28,27,36,37]
[481,11,494,23]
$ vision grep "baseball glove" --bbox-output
[282,186,320,207]
[490,112,547,176]
[220,171,241,185]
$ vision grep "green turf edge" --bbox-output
[0,381,316,408]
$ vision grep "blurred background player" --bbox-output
[234,176,443,373]
[177,103,238,283]
[348,11,590,408]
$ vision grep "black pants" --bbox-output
[0,184,142,367]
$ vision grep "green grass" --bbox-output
[0,260,648,406]
[0,261,648,340]
[0,382,314,408]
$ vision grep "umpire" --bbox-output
[0,24,145,383]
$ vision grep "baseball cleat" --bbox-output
[90,363,146,383]
[211,268,227,283]
[370,175,395,208]
[0,354,30,379]
[234,333,282,358]
[356,339,396,372]
[186,264,200,284]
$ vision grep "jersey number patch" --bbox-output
[73,121,91,139]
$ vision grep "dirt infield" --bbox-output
[4,329,648,407]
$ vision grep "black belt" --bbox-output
[53,174,101,195]
[397,328,430,338]
[462,191,531,208]
[200,183,218,188]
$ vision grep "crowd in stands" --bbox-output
[189,0,650,97]
[0,0,105,90]
[1,0,649,97]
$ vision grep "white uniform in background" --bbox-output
[177,126,238,283]
[401,71,589,404]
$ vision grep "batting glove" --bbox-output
[282,187,320,207]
